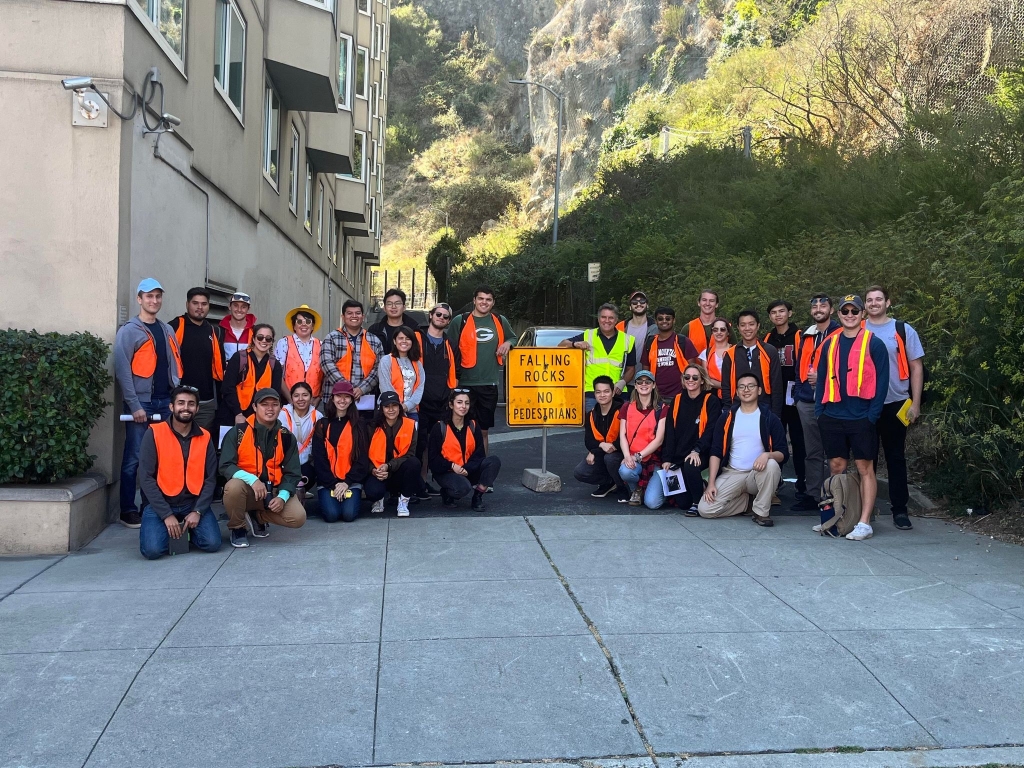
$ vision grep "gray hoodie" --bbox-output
[114,316,182,412]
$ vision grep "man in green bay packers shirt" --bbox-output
[447,285,516,450]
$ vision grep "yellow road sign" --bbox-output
[506,348,585,427]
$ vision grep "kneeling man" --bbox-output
[139,385,222,559]
[220,387,306,548]
[699,372,788,526]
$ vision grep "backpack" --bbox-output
[818,472,862,537]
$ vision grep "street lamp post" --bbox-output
[510,79,563,245]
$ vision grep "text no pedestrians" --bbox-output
[506,348,584,427]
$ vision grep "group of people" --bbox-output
[115,280,511,557]
[564,288,924,541]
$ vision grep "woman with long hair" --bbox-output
[617,370,667,506]
[698,317,733,395]
[427,389,501,512]
[649,363,722,514]
[377,326,426,420]
[363,391,427,517]
[278,381,322,497]
[312,381,369,523]
[218,322,284,425]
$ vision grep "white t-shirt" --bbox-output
[864,318,925,404]
[278,404,319,465]
[728,409,763,472]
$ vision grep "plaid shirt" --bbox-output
[320,328,384,392]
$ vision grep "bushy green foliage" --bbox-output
[0,330,111,484]
[425,232,466,302]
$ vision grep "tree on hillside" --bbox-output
[425,232,465,302]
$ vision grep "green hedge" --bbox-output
[0,329,111,484]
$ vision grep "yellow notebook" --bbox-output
[896,399,913,426]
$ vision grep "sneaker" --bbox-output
[617,489,631,503]
[846,522,874,541]
[893,512,913,530]
[591,482,616,498]
[812,523,823,532]
[684,504,700,517]
[230,528,249,548]
[791,493,819,512]
[370,499,385,515]
[628,489,642,506]
[471,490,486,512]
[119,511,142,528]
[441,490,457,508]
[415,487,431,501]
[485,486,494,494]
[425,482,441,496]
[753,514,774,527]
[397,495,411,517]
[246,511,269,538]
[771,494,781,506]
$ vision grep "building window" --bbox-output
[368,198,376,233]
[376,23,384,60]
[263,82,280,188]
[372,139,379,171]
[316,180,324,247]
[372,83,379,119]
[375,206,381,241]
[329,203,337,261]
[131,0,186,69]
[214,0,246,118]
[288,126,299,213]
[339,130,365,182]
[338,33,353,111]
[304,162,313,232]
[358,0,370,14]
[355,47,368,99]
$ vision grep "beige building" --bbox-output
[0,0,388,506]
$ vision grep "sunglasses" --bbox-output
[682,374,701,381]
[655,316,674,322]
[433,311,451,319]
[178,385,199,393]
[254,334,274,342]
[294,317,313,325]
[839,308,861,316]
[810,298,831,306]
[630,300,647,306]
[452,388,471,394]
[635,378,654,385]
[712,326,728,333]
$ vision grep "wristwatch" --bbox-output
[633,452,643,461]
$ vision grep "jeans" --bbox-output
[436,456,502,499]
[876,399,910,514]
[573,451,626,489]
[584,393,596,414]
[317,485,363,523]
[645,460,707,510]
[120,397,171,514]
[364,458,424,501]
[139,504,222,560]
[619,462,667,509]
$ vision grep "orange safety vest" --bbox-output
[672,392,713,436]
[369,417,416,467]
[131,323,184,380]
[323,420,356,480]
[458,314,505,370]
[441,420,476,466]
[417,330,457,388]
[796,327,841,383]
[151,421,210,497]
[647,335,687,374]
[236,352,275,412]
[822,329,878,403]
[236,415,285,484]
[336,329,377,381]
[725,343,773,396]
[623,403,658,454]
[685,319,709,356]
[388,357,422,403]
[705,341,727,381]
[282,407,321,456]
[173,318,225,382]
[588,407,620,444]
[860,320,911,380]
[284,336,324,397]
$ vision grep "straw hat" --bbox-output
[284,304,322,333]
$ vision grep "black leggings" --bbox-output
[435,456,502,499]
[363,458,425,501]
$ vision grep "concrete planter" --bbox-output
[0,473,108,555]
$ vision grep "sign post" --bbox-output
[507,348,585,492]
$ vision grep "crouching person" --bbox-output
[365,391,426,517]
[312,381,370,523]
[220,387,306,548]
[573,375,626,498]
[429,389,501,511]
[699,372,788,526]
[139,386,222,559]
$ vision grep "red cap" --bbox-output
[331,381,355,397]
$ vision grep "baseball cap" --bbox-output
[634,370,656,382]
[838,294,864,311]
[137,278,164,294]
[229,292,252,305]
[332,381,355,397]
[253,387,281,404]
[630,291,648,302]
[378,391,401,408]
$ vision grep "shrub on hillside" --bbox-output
[0,329,111,484]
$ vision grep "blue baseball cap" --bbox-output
[137,278,164,294]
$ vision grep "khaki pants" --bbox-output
[698,460,781,519]
[223,479,306,530]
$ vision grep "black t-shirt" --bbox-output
[178,319,215,400]
[145,320,170,399]
[764,325,799,383]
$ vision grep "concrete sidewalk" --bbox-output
[2,513,1024,768]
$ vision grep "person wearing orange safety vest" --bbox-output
[319,299,384,415]
[698,317,734,396]
[864,284,925,532]
[814,294,890,542]
[278,381,322,494]
[168,287,226,431]
[312,381,371,523]
[113,278,183,528]
[683,289,721,357]
[652,364,723,515]
[220,387,305,548]
[416,303,459,495]
[573,375,627,499]
[637,306,700,399]
[138,386,222,559]
[217,322,285,426]
[719,309,783,416]
[377,326,426,419]
[699,371,789,525]
[275,305,324,403]
[363,391,426,517]
[428,389,502,511]
[446,285,516,449]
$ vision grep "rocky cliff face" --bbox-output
[416,0,558,67]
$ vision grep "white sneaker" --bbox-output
[846,522,873,540]
[396,495,411,517]
[370,499,384,515]
[812,523,823,532]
